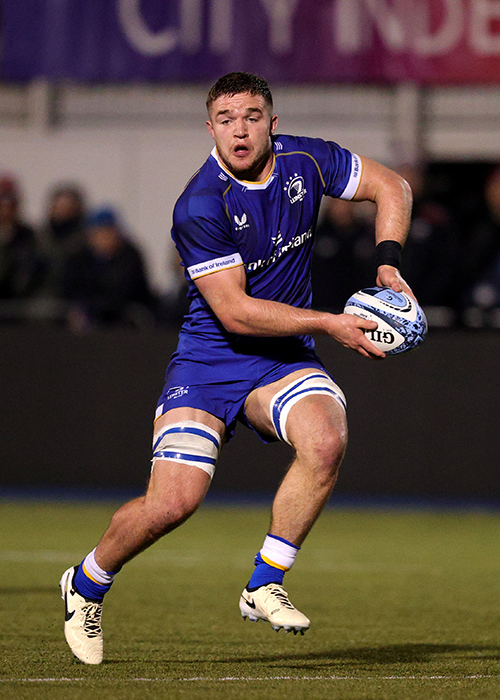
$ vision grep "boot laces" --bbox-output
[266,584,294,609]
[82,601,102,638]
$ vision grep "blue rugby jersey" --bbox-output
[171,134,362,340]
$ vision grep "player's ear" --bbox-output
[270,114,278,135]
[206,119,215,139]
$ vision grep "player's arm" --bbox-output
[353,156,414,296]
[195,264,385,359]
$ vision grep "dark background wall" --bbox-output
[1,326,499,499]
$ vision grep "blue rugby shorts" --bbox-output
[155,332,332,442]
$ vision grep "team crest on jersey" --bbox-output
[234,212,250,231]
[284,174,307,204]
[166,386,189,400]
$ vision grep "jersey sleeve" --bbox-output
[172,190,243,280]
[292,135,362,201]
[325,146,362,200]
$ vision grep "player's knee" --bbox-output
[146,505,194,539]
[299,423,347,479]
[318,426,347,473]
[145,490,202,539]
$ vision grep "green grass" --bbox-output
[0,499,499,699]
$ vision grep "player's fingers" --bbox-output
[355,346,371,359]
[352,322,386,359]
[376,273,401,292]
[361,336,386,359]
[333,315,385,358]
[356,318,378,331]
[402,280,417,301]
[354,339,385,359]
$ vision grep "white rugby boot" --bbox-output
[60,566,104,665]
[239,583,310,635]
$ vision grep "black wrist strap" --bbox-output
[376,240,402,269]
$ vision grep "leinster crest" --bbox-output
[284,174,307,204]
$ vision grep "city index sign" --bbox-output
[4,0,500,83]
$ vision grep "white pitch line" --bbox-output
[1,675,499,683]
[0,678,86,683]
[0,550,426,573]
[0,551,81,563]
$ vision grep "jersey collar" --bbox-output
[211,147,276,190]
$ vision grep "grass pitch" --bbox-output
[0,498,499,699]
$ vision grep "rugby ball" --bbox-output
[343,287,427,355]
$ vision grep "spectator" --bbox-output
[62,207,155,332]
[462,165,500,319]
[0,175,43,301]
[397,162,459,309]
[311,197,376,311]
[156,247,190,326]
[38,184,87,299]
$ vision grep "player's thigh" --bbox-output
[147,407,226,509]
[244,368,347,449]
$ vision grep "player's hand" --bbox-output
[328,313,386,359]
[376,265,416,300]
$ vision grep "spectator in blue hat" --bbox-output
[62,206,155,332]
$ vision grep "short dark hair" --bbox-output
[206,72,273,113]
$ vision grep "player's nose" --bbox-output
[233,118,248,137]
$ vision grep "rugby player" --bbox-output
[60,72,413,664]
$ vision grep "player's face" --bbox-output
[206,92,278,182]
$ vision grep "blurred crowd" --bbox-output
[0,177,188,332]
[2,163,500,332]
[312,161,500,328]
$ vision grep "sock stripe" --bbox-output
[261,554,290,571]
[82,561,102,586]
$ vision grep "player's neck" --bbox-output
[248,150,275,182]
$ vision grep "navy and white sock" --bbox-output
[247,534,300,590]
[73,548,118,602]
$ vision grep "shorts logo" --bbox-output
[166,386,189,400]
[284,174,307,204]
[234,213,250,231]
